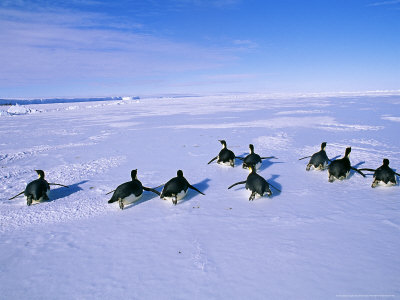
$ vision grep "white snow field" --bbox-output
[0,94,399,299]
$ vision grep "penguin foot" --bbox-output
[249,192,255,201]
[118,198,124,210]
[306,164,311,171]
[27,197,32,206]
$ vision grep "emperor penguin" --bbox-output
[228,165,280,201]
[328,147,365,182]
[359,159,399,187]
[9,170,69,206]
[208,140,236,167]
[160,170,205,205]
[238,144,276,170]
[299,142,330,170]
[107,169,160,210]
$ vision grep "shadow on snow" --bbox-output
[50,180,88,201]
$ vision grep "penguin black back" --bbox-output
[245,168,272,200]
[228,165,273,200]
[24,170,50,204]
[208,140,236,167]
[160,170,204,205]
[328,147,351,181]
[306,142,330,171]
[242,144,262,169]
[372,159,398,187]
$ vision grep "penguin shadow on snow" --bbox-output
[329,155,341,161]
[266,174,282,197]
[179,178,211,204]
[50,180,88,201]
[257,159,283,172]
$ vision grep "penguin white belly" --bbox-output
[373,180,396,187]
[122,193,143,204]
[255,161,262,170]
[218,160,234,167]
[163,190,187,202]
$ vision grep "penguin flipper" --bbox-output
[358,168,376,172]
[105,189,116,195]
[298,155,312,161]
[143,186,161,196]
[261,156,277,160]
[235,156,245,161]
[188,185,205,195]
[395,172,400,177]
[151,184,164,190]
[228,181,247,189]
[9,190,25,200]
[351,166,366,177]
[49,183,69,188]
[208,156,218,164]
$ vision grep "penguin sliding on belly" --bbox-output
[359,159,399,188]
[228,165,280,201]
[107,169,160,210]
[9,170,69,206]
[160,170,205,205]
[328,147,365,182]
[299,142,330,171]
[208,140,236,167]
[237,144,276,170]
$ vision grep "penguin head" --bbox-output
[130,169,138,180]
[218,140,227,148]
[177,170,184,177]
[35,170,45,179]
[249,144,254,153]
[383,158,390,166]
[321,142,327,150]
[344,147,351,158]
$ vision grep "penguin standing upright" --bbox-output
[9,170,69,206]
[160,170,205,205]
[107,169,160,210]
[208,140,236,167]
[328,147,365,182]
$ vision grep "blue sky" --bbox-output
[0,0,399,98]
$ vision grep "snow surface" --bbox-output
[1,94,400,299]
